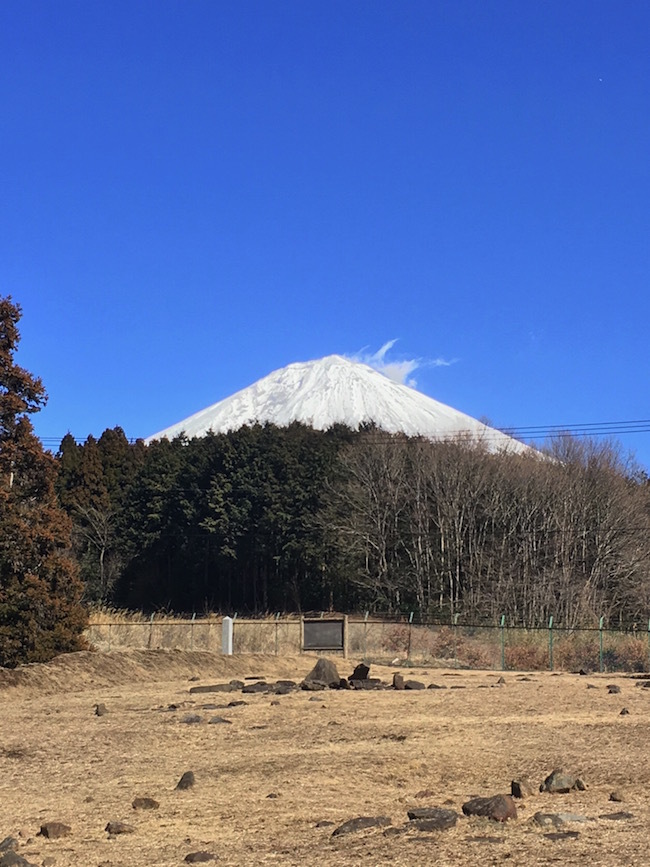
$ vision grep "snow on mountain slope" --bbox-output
[146,354,529,453]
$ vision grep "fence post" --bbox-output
[407,612,414,660]
[148,612,155,649]
[599,616,605,672]
[500,615,506,671]
[108,622,112,653]
[222,616,233,655]
[343,614,349,659]
[647,619,650,671]
[275,612,280,656]
[364,611,369,657]
[453,612,460,665]
[300,617,305,654]
[190,612,196,652]
[548,616,554,671]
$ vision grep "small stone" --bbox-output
[496,676,506,684]
[227,700,247,707]
[315,821,335,828]
[620,707,630,715]
[176,771,195,790]
[94,703,108,716]
[413,789,435,799]
[184,853,217,863]
[404,680,425,690]
[132,797,159,810]
[242,682,270,694]
[181,714,202,724]
[609,791,624,802]
[332,816,392,836]
[266,793,280,799]
[539,769,585,794]
[599,811,634,821]
[545,831,580,841]
[348,663,370,682]
[189,684,233,694]
[427,683,446,689]
[208,716,232,725]
[607,684,621,694]
[39,823,71,839]
[462,795,517,822]
[270,700,280,706]
[393,673,405,690]
[0,853,39,867]
[42,859,56,867]
[105,822,135,835]
[407,808,458,830]
[511,779,534,799]
[586,684,598,689]
[533,812,591,827]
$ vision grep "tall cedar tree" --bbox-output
[0,297,87,666]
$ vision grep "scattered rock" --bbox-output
[496,676,506,685]
[607,684,621,694]
[94,703,108,716]
[462,795,517,822]
[578,669,589,676]
[132,797,159,810]
[308,696,322,702]
[0,840,17,854]
[266,793,280,799]
[176,771,195,790]
[0,853,38,867]
[181,714,202,724]
[105,822,135,835]
[208,716,232,725]
[540,769,586,794]
[42,859,56,867]
[586,684,598,689]
[331,816,392,837]
[407,808,458,831]
[427,683,446,689]
[270,700,280,706]
[450,685,466,689]
[229,679,245,689]
[302,658,341,690]
[404,680,425,690]
[533,812,591,827]
[227,700,247,708]
[511,779,534,799]
[609,791,625,802]
[348,663,370,682]
[315,821,335,828]
[599,811,634,821]
[39,822,71,839]
[301,680,326,692]
[620,707,630,715]
[544,831,580,841]
[184,853,217,863]
[414,789,435,799]
[381,733,406,742]
[393,673,405,690]
[242,682,270,694]
[189,684,233,694]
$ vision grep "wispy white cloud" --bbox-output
[351,340,456,387]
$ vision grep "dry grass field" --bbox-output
[1,650,649,866]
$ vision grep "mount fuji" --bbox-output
[147,354,529,453]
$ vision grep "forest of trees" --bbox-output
[4,293,649,648]
[55,420,650,628]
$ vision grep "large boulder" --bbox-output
[302,658,341,690]
[462,795,517,822]
[540,769,586,794]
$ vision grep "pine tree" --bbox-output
[0,297,87,666]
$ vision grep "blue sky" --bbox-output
[3,1,650,469]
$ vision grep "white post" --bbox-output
[222,616,234,655]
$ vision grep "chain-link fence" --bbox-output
[86,615,650,672]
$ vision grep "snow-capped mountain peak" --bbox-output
[146,354,528,453]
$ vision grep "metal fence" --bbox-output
[86,614,650,673]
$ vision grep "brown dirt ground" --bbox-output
[0,650,649,866]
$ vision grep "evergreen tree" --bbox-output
[0,297,87,666]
